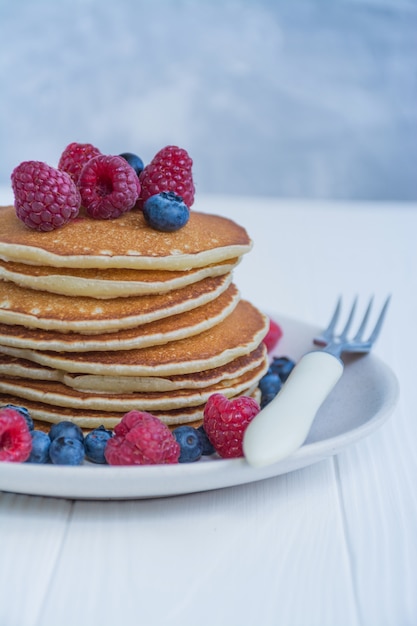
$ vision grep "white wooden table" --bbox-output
[0,191,415,626]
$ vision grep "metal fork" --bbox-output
[243,296,391,467]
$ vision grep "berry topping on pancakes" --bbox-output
[143,191,190,232]
[11,161,81,231]
[58,142,102,185]
[119,152,144,176]
[11,143,196,230]
[78,154,141,219]
[138,145,195,209]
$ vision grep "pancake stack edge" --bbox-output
[0,206,269,429]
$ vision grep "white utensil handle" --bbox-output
[243,351,344,467]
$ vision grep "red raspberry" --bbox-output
[104,410,180,465]
[78,155,141,219]
[203,394,260,458]
[138,145,195,208]
[11,161,81,231]
[58,142,102,185]
[0,407,32,463]
[263,318,283,353]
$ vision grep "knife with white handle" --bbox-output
[242,351,343,467]
[243,296,390,467]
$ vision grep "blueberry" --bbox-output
[196,425,215,455]
[26,430,51,464]
[49,436,85,465]
[143,191,190,232]
[172,426,203,463]
[259,371,282,395]
[259,371,282,408]
[3,404,34,430]
[269,356,296,382]
[119,152,144,176]
[49,421,84,443]
[84,425,113,464]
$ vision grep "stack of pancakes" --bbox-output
[0,205,269,430]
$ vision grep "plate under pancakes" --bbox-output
[0,205,269,430]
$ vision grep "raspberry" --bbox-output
[203,394,260,459]
[104,410,180,465]
[263,318,283,353]
[58,142,102,185]
[0,407,32,462]
[2,404,34,430]
[11,161,81,232]
[138,145,195,208]
[78,155,141,219]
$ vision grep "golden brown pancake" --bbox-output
[0,273,233,332]
[0,206,252,270]
[0,389,262,428]
[0,359,268,412]
[0,283,239,351]
[0,344,267,392]
[0,257,240,298]
[0,204,267,432]
[0,300,269,376]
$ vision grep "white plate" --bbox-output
[0,315,399,500]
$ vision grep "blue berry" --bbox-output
[196,425,216,455]
[143,191,190,232]
[49,436,85,465]
[84,425,112,464]
[119,152,144,176]
[49,420,84,443]
[2,404,34,430]
[269,356,296,382]
[259,371,282,408]
[172,426,202,463]
[26,430,51,464]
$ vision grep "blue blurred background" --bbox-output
[1,0,416,201]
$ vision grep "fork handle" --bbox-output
[243,351,344,467]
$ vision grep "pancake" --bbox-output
[0,359,268,412]
[0,206,252,270]
[0,272,233,333]
[0,344,267,392]
[0,203,267,433]
[0,300,269,376]
[0,257,240,298]
[0,283,240,352]
[0,389,262,428]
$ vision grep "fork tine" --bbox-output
[353,296,374,341]
[367,295,391,344]
[339,296,358,340]
[325,296,342,335]
[314,296,342,345]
